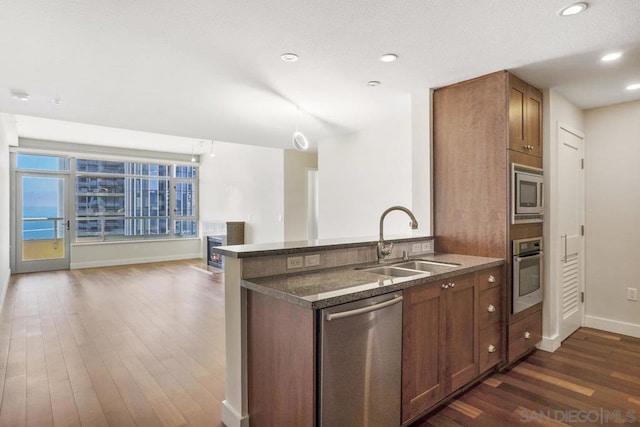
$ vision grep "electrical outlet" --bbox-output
[422,242,431,252]
[412,243,421,253]
[305,254,320,267]
[287,256,304,269]
[627,287,638,302]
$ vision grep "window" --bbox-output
[75,159,197,241]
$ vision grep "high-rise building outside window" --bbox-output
[75,159,197,241]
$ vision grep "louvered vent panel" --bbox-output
[562,254,579,319]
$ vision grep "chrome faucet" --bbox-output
[378,206,419,261]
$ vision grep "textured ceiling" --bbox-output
[1,0,639,150]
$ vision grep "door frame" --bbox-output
[11,157,72,273]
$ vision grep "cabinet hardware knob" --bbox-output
[524,331,531,339]
[488,275,495,283]
[441,283,449,289]
[488,345,496,353]
[487,304,496,313]
[449,282,455,288]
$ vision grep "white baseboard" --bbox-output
[584,315,640,339]
[70,253,202,270]
[0,268,10,316]
[221,400,249,427]
[538,333,562,352]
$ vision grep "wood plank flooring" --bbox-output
[0,260,225,427]
[0,261,639,426]
[417,328,640,427]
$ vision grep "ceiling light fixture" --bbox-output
[367,80,381,87]
[559,2,588,16]
[380,53,398,63]
[53,97,62,104]
[10,90,30,101]
[281,53,298,62]
[292,107,309,151]
[626,83,640,91]
[601,52,622,62]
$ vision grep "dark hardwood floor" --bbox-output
[0,261,638,426]
[417,328,640,427]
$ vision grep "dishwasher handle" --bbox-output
[325,295,403,321]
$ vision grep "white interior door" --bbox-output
[557,124,585,342]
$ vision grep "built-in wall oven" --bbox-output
[512,237,543,314]
[512,163,544,224]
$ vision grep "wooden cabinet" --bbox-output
[434,71,544,367]
[477,268,503,373]
[402,267,503,423]
[508,308,542,363]
[508,74,542,157]
[402,283,446,422]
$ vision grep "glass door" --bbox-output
[15,172,70,273]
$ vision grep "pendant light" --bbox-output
[292,107,309,151]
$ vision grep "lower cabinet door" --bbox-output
[402,284,446,423]
[445,274,478,392]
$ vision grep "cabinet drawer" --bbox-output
[476,267,502,291]
[479,323,502,373]
[479,287,501,328]
[508,309,542,363]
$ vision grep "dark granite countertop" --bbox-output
[242,253,504,309]
[212,233,434,258]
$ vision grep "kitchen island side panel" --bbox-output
[247,290,315,426]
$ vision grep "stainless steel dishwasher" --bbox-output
[319,292,403,426]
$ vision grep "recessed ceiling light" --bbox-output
[10,90,30,101]
[559,2,588,16]
[380,53,398,63]
[601,52,622,62]
[281,53,298,62]
[367,80,381,87]
[626,83,640,91]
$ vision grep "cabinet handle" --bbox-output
[488,275,495,283]
[524,331,532,339]
[488,345,496,353]
[441,283,449,289]
[487,304,496,313]
[449,282,455,288]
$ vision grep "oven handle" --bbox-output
[514,251,543,263]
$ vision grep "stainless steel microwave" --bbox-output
[512,163,544,224]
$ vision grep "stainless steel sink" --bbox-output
[392,260,461,272]
[360,266,424,278]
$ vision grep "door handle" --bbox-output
[562,234,568,262]
[325,296,403,321]
[66,220,70,231]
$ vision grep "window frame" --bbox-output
[74,159,198,243]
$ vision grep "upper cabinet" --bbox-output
[508,73,543,157]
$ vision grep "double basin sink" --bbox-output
[356,259,461,278]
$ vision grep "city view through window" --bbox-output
[18,154,198,243]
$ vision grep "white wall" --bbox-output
[411,90,433,234]
[0,114,18,310]
[584,100,640,338]
[70,239,201,269]
[283,150,318,242]
[318,99,415,239]
[540,89,585,350]
[199,141,284,244]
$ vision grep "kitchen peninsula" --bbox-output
[213,234,505,426]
